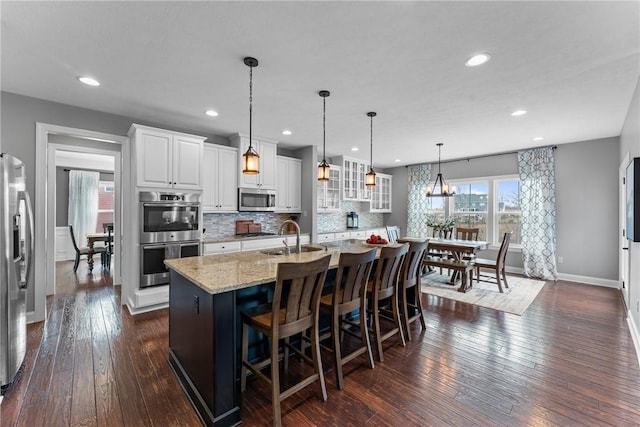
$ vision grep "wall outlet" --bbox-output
[557,256,564,263]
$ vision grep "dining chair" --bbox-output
[385,226,400,243]
[455,227,479,241]
[69,225,106,273]
[397,239,428,342]
[319,249,376,390]
[472,232,512,292]
[366,243,408,362]
[103,225,113,269]
[240,255,331,427]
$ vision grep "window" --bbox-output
[96,180,114,232]
[450,181,489,240]
[496,178,522,245]
[426,175,522,246]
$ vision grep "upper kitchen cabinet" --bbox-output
[230,134,277,190]
[275,156,302,213]
[202,144,238,212]
[317,164,341,212]
[333,156,371,202]
[370,173,392,213]
[129,124,205,190]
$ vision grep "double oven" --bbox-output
[139,192,200,288]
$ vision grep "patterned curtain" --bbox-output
[517,147,557,280]
[407,164,431,238]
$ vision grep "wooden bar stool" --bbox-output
[319,249,377,390]
[366,244,409,362]
[240,255,331,427]
[397,239,429,342]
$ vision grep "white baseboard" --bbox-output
[555,272,619,288]
[505,266,619,288]
[125,285,170,315]
[626,311,640,369]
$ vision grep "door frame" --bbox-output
[620,152,630,309]
[34,123,129,323]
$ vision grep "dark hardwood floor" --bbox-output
[1,261,639,426]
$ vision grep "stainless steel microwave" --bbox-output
[238,188,276,212]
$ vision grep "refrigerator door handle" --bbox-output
[18,190,34,289]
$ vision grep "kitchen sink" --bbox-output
[261,245,325,256]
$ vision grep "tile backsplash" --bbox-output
[203,213,294,239]
[317,201,384,232]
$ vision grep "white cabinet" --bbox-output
[335,232,351,240]
[317,164,341,212]
[202,144,238,212]
[230,134,278,190]
[333,156,371,201]
[129,124,205,190]
[370,173,392,213]
[203,241,242,255]
[276,156,302,213]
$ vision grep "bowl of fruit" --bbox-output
[365,234,389,246]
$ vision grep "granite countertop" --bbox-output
[319,227,386,234]
[202,232,311,244]
[165,241,391,295]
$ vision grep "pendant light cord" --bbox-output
[249,66,253,150]
[370,114,373,166]
[322,96,326,160]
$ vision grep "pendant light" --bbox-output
[365,112,377,187]
[317,90,331,181]
[426,143,455,197]
[242,57,260,175]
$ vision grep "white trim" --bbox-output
[26,311,36,324]
[35,123,129,323]
[555,272,620,288]
[626,311,640,369]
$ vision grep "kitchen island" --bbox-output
[165,242,372,426]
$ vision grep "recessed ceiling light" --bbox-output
[511,110,527,116]
[465,53,491,67]
[532,137,544,141]
[78,76,100,86]
[205,110,219,117]
[394,159,401,162]
[282,130,292,136]
[351,147,359,152]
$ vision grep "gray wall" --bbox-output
[620,76,640,335]
[386,137,620,280]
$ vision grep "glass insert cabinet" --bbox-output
[317,164,341,211]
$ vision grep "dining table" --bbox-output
[86,232,108,271]
[426,238,489,291]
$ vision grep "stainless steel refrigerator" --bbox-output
[0,153,34,392]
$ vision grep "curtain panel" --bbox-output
[68,170,100,249]
[517,147,558,280]
[407,164,431,238]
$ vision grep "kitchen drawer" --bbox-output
[317,233,336,242]
[349,231,366,239]
[335,232,351,240]
[283,235,310,245]
[203,241,242,255]
[241,238,283,251]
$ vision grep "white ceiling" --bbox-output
[2,1,638,168]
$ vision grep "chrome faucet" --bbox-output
[278,220,301,253]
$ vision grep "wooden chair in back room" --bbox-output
[69,225,106,273]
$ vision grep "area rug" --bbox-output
[421,273,545,315]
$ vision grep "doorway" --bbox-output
[34,123,129,323]
[620,152,630,310]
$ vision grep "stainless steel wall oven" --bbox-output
[139,192,201,288]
